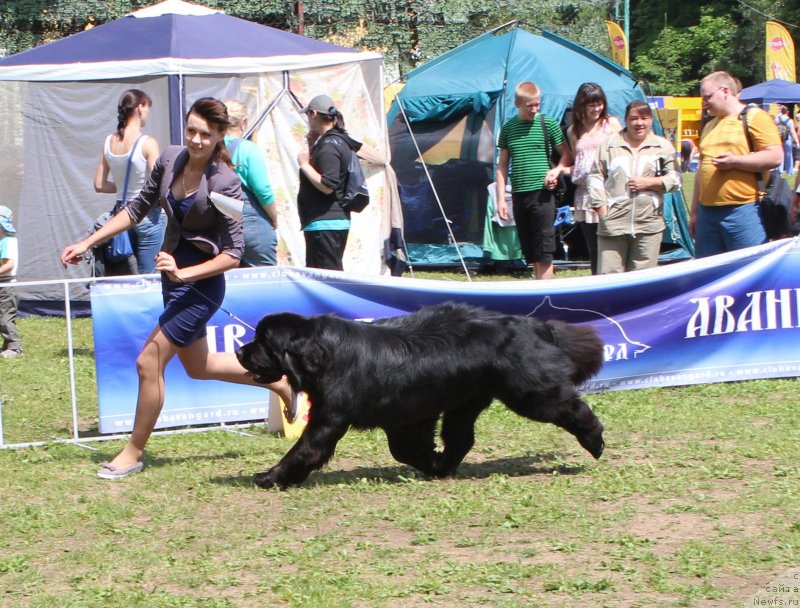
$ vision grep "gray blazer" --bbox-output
[126,145,244,258]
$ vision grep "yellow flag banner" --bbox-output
[766,21,796,82]
[605,20,629,69]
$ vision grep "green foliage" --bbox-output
[3,0,800,96]
[633,11,737,95]
[631,0,800,94]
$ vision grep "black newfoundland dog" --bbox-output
[236,302,605,489]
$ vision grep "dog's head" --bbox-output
[236,312,327,388]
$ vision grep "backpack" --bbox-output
[327,132,369,213]
[741,107,794,239]
[340,147,370,213]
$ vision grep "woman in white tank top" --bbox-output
[94,89,164,274]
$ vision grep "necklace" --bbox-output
[182,171,200,197]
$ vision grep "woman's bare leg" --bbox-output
[107,327,178,468]
[177,337,293,406]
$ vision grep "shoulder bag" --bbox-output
[104,136,143,262]
[740,106,794,240]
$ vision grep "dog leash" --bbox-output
[173,274,256,332]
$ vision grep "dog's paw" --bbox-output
[253,469,283,490]
[578,432,605,459]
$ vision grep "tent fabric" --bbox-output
[0,0,398,307]
[391,28,642,128]
[739,79,800,104]
[400,93,495,123]
[0,13,379,81]
[389,24,695,267]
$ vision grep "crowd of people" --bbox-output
[497,79,681,276]
[495,69,791,278]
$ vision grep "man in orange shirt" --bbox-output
[691,71,782,257]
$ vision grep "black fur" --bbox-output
[236,302,605,489]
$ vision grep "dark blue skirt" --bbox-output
[159,238,225,347]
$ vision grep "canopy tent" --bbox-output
[739,79,800,104]
[388,22,694,267]
[0,0,400,311]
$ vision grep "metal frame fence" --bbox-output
[0,276,265,451]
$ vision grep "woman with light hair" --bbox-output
[224,99,278,266]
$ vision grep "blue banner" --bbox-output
[92,239,800,433]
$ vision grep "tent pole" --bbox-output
[168,74,184,145]
[395,96,473,281]
[244,71,303,140]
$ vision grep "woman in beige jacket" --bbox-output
[587,100,681,274]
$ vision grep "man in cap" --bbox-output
[0,206,21,358]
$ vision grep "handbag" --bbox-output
[740,107,795,240]
[540,113,575,206]
[103,136,142,262]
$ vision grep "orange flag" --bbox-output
[605,20,629,69]
[766,21,796,82]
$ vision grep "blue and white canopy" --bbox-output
[0,0,379,81]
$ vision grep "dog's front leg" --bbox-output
[254,416,348,489]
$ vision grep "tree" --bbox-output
[632,11,737,95]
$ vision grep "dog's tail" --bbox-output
[544,320,604,385]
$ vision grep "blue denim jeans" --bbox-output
[131,207,167,274]
[240,195,277,267]
[694,202,766,258]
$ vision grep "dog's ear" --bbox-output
[281,332,326,381]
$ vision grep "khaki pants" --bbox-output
[597,233,662,274]
[0,281,20,353]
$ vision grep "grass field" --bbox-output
[2,251,799,607]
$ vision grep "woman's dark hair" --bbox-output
[570,82,609,139]
[186,97,232,167]
[624,100,652,120]
[116,89,152,137]
[317,106,347,133]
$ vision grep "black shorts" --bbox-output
[304,229,349,271]
[511,189,555,265]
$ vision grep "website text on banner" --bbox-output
[92,239,800,433]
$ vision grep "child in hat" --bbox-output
[0,206,21,358]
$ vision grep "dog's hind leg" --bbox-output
[506,394,605,459]
[384,417,440,477]
[435,398,491,477]
[254,417,349,489]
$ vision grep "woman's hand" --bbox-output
[60,241,90,267]
[297,148,310,167]
[627,176,662,193]
[155,251,182,282]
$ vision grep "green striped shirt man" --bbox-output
[497,114,564,192]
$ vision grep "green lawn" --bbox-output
[1,266,799,607]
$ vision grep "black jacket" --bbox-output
[298,130,361,229]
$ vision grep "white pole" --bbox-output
[64,282,80,442]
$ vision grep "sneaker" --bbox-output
[0,350,21,359]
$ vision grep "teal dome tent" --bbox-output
[388,22,694,269]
